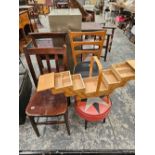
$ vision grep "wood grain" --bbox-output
[36,57,135,100]
[37,73,54,92]
[127,60,135,70]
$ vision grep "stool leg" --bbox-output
[29,116,40,137]
[67,97,71,106]
[103,118,106,123]
[64,110,70,135]
[85,120,88,130]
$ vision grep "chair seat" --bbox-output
[26,90,67,116]
[75,96,112,122]
[74,61,99,78]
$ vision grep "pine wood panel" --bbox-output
[37,73,54,92]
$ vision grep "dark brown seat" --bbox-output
[24,37,70,137]
[26,91,67,116]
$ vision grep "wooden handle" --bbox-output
[89,56,103,93]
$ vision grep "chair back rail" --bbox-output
[24,46,67,87]
[26,32,68,86]
[69,31,106,65]
[29,32,67,47]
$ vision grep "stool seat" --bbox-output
[75,96,112,122]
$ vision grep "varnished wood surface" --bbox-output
[24,41,70,136]
[37,73,54,92]
[26,90,67,116]
[36,57,135,100]
[127,60,135,70]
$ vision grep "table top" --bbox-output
[49,8,81,16]
[19,5,33,9]
[81,22,115,35]
[82,22,102,31]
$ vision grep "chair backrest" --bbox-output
[24,41,67,87]
[69,31,106,65]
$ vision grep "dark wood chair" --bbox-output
[23,41,70,137]
[28,32,68,72]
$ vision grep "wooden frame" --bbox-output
[69,31,107,66]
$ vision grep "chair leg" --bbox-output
[64,110,70,135]
[29,116,40,137]
[103,118,106,123]
[67,97,71,106]
[85,120,88,130]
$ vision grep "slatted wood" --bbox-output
[24,42,67,87]
[69,31,106,65]
[45,55,51,72]
[55,54,59,72]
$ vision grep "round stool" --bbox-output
[75,96,112,129]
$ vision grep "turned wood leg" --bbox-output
[64,110,70,135]
[85,120,88,130]
[29,116,40,137]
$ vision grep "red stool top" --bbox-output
[75,96,112,122]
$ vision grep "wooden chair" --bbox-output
[28,32,68,72]
[23,41,70,137]
[69,31,106,77]
[69,0,95,22]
